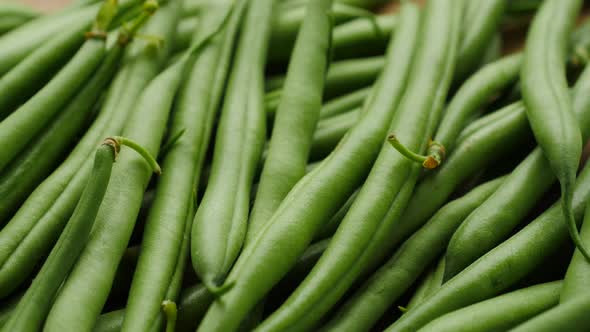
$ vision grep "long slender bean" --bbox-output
[521,0,586,258]
[246,0,332,244]
[197,2,419,331]
[121,3,241,331]
[509,294,590,332]
[560,202,590,302]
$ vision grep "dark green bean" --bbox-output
[121,3,241,331]
[321,176,503,332]
[419,281,562,332]
[521,0,586,258]
[0,2,163,299]
[406,258,445,310]
[42,4,182,331]
[196,2,420,331]
[191,0,274,291]
[246,0,333,244]
[385,154,590,332]
[1,137,158,332]
[0,42,123,224]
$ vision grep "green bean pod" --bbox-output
[191,0,275,290]
[196,2,420,331]
[266,56,384,100]
[509,294,590,332]
[121,3,242,331]
[384,151,590,332]
[0,16,30,36]
[320,176,503,332]
[255,2,461,330]
[444,63,590,280]
[0,0,121,173]
[0,3,38,20]
[2,138,158,332]
[560,202,590,302]
[0,44,123,224]
[454,0,506,80]
[246,0,333,243]
[418,281,562,332]
[0,2,165,299]
[0,21,89,120]
[42,4,182,331]
[313,190,359,241]
[521,0,586,258]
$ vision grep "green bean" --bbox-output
[309,108,359,161]
[506,0,543,14]
[0,2,163,299]
[246,0,333,244]
[255,1,462,330]
[173,16,199,52]
[384,155,590,332]
[196,2,420,331]
[560,202,590,302]
[42,4,182,331]
[319,86,371,119]
[444,63,590,280]
[521,0,586,258]
[0,3,39,20]
[0,21,89,120]
[418,281,562,332]
[121,3,241,331]
[191,0,275,291]
[321,176,503,332]
[0,16,29,35]
[0,1,119,173]
[509,294,590,332]
[266,56,384,101]
[0,0,138,76]
[0,41,123,224]
[454,0,506,80]
[2,137,158,332]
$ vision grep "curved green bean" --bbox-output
[560,202,590,302]
[509,294,590,332]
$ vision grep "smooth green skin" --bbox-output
[0,4,98,76]
[256,2,462,331]
[0,7,173,299]
[418,281,562,332]
[309,108,359,161]
[2,144,115,332]
[428,53,522,156]
[521,0,586,259]
[321,177,504,332]
[0,39,106,174]
[246,0,333,244]
[0,21,88,120]
[197,2,419,330]
[385,159,590,332]
[455,101,516,143]
[173,16,199,52]
[0,46,122,225]
[399,101,531,248]
[506,0,543,14]
[42,6,180,332]
[560,203,590,302]
[509,294,590,332]
[407,258,445,310]
[191,0,274,290]
[121,4,241,331]
[313,189,358,241]
[265,56,384,100]
[454,0,506,80]
[319,86,370,119]
[444,64,590,280]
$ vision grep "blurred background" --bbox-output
[10,0,70,12]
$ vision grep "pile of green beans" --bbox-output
[3,0,590,331]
